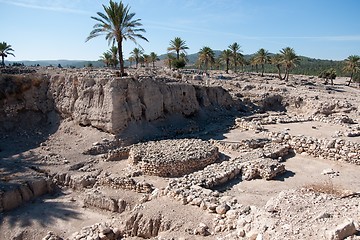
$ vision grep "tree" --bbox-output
[165,53,175,69]
[228,42,242,72]
[343,55,360,86]
[280,47,300,81]
[319,68,337,85]
[130,47,143,68]
[100,52,112,67]
[254,48,271,77]
[221,49,232,73]
[149,52,159,68]
[179,52,188,63]
[109,45,119,67]
[86,0,148,76]
[0,42,15,67]
[143,54,150,67]
[198,46,215,72]
[167,37,189,60]
[271,54,283,80]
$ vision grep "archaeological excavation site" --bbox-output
[0,67,359,240]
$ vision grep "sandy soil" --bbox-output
[1,70,359,240]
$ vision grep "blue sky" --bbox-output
[1,0,359,61]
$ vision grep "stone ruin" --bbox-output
[128,138,219,177]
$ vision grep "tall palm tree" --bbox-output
[0,42,15,67]
[280,47,300,81]
[167,37,189,60]
[271,54,283,80]
[100,51,112,67]
[130,47,143,68]
[149,52,159,68]
[343,55,360,86]
[198,46,215,72]
[221,49,232,73]
[228,42,242,72]
[86,0,148,76]
[254,48,271,76]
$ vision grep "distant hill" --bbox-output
[5,60,104,68]
[5,52,346,77]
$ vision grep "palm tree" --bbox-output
[179,52,188,63]
[100,52,112,67]
[165,53,175,69]
[254,48,271,77]
[109,45,119,67]
[343,55,360,86]
[86,0,148,76]
[280,47,300,81]
[143,54,151,67]
[130,47,143,68]
[0,42,15,67]
[221,49,232,73]
[167,37,189,60]
[198,46,215,72]
[228,42,242,72]
[149,52,159,68]
[271,54,283,80]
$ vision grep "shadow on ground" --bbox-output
[0,191,81,229]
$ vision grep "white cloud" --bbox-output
[0,0,92,14]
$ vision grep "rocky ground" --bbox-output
[0,67,359,240]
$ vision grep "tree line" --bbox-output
[2,0,359,85]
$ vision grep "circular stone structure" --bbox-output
[128,138,219,177]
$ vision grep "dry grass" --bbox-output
[304,178,344,197]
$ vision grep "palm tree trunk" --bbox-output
[276,65,282,80]
[1,55,4,67]
[261,64,264,77]
[347,73,353,86]
[226,59,229,73]
[118,40,124,76]
[286,68,290,81]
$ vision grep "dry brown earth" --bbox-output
[0,67,359,240]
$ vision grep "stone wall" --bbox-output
[268,132,360,165]
[235,115,360,165]
[49,74,234,134]
[0,177,55,212]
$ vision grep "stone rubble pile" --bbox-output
[214,189,360,239]
[68,221,122,240]
[128,139,219,177]
[164,149,286,215]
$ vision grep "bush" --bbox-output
[172,59,186,69]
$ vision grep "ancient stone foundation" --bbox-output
[128,139,219,177]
